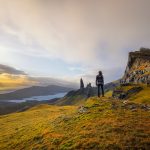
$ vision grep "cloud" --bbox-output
[29,76,78,88]
[0,64,26,75]
[0,73,34,93]
[0,64,36,92]
[0,0,150,83]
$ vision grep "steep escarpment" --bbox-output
[121,48,150,84]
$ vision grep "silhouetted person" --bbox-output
[96,71,104,97]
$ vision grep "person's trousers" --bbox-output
[97,84,104,97]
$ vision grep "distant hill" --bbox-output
[0,85,74,100]
[0,98,59,115]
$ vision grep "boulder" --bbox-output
[78,106,88,113]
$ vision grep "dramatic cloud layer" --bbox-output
[0,73,32,93]
[0,64,26,75]
[0,64,33,92]
[0,0,150,85]
[0,64,77,93]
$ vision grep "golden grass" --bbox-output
[0,105,77,150]
[0,87,150,150]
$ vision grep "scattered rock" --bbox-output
[129,105,137,110]
[120,103,150,111]
[140,104,150,111]
[131,109,137,112]
[123,100,128,104]
[112,90,127,99]
[78,106,88,113]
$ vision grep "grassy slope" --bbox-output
[0,85,150,150]
[128,85,150,104]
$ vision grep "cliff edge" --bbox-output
[121,48,150,84]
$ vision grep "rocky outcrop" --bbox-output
[113,48,150,100]
[112,86,143,99]
[121,48,150,84]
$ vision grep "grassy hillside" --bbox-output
[0,98,59,115]
[0,85,150,149]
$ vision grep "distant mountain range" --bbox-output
[0,85,74,100]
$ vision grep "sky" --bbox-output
[0,0,150,91]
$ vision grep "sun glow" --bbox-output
[0,73,37,92]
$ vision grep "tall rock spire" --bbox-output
[80,78,84,89]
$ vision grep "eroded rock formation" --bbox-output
[121,48,150,84]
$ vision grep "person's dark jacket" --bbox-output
[96,75,104,86]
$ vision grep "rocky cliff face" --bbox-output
[121,48,150,84]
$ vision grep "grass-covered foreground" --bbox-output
[0,85,150,150]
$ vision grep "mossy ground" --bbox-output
[0,85,150,150]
